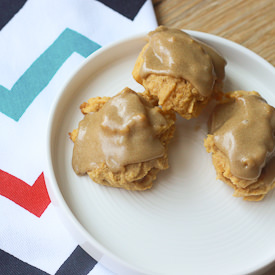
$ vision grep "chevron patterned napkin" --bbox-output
[0,0,157,274]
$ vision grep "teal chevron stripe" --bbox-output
[0,28,101,121]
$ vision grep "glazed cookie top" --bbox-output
[139,26,226,97]
[72,87,170,174]
[209,91,275,180]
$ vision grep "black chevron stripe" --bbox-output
[0,0,28,30]
[0,246,97,275]
[55,246,97,275]
[97,0,147,20]
[0,249,49,275]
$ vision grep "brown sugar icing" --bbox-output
[139,26,226,97]
[72,87,168,174]
[209,92,275,181]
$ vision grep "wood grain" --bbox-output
[152,0,275,67]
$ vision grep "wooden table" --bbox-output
[152,1,275,274]
[153,0,275,67]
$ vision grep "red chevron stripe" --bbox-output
[0,170,51,217]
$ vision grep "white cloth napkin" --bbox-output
[0,0,157,273]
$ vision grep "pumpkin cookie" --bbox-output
[205,91,275,201]
[70,87,176,190]
[132,26,226,119]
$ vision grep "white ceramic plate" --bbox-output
[46,31,275,275]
